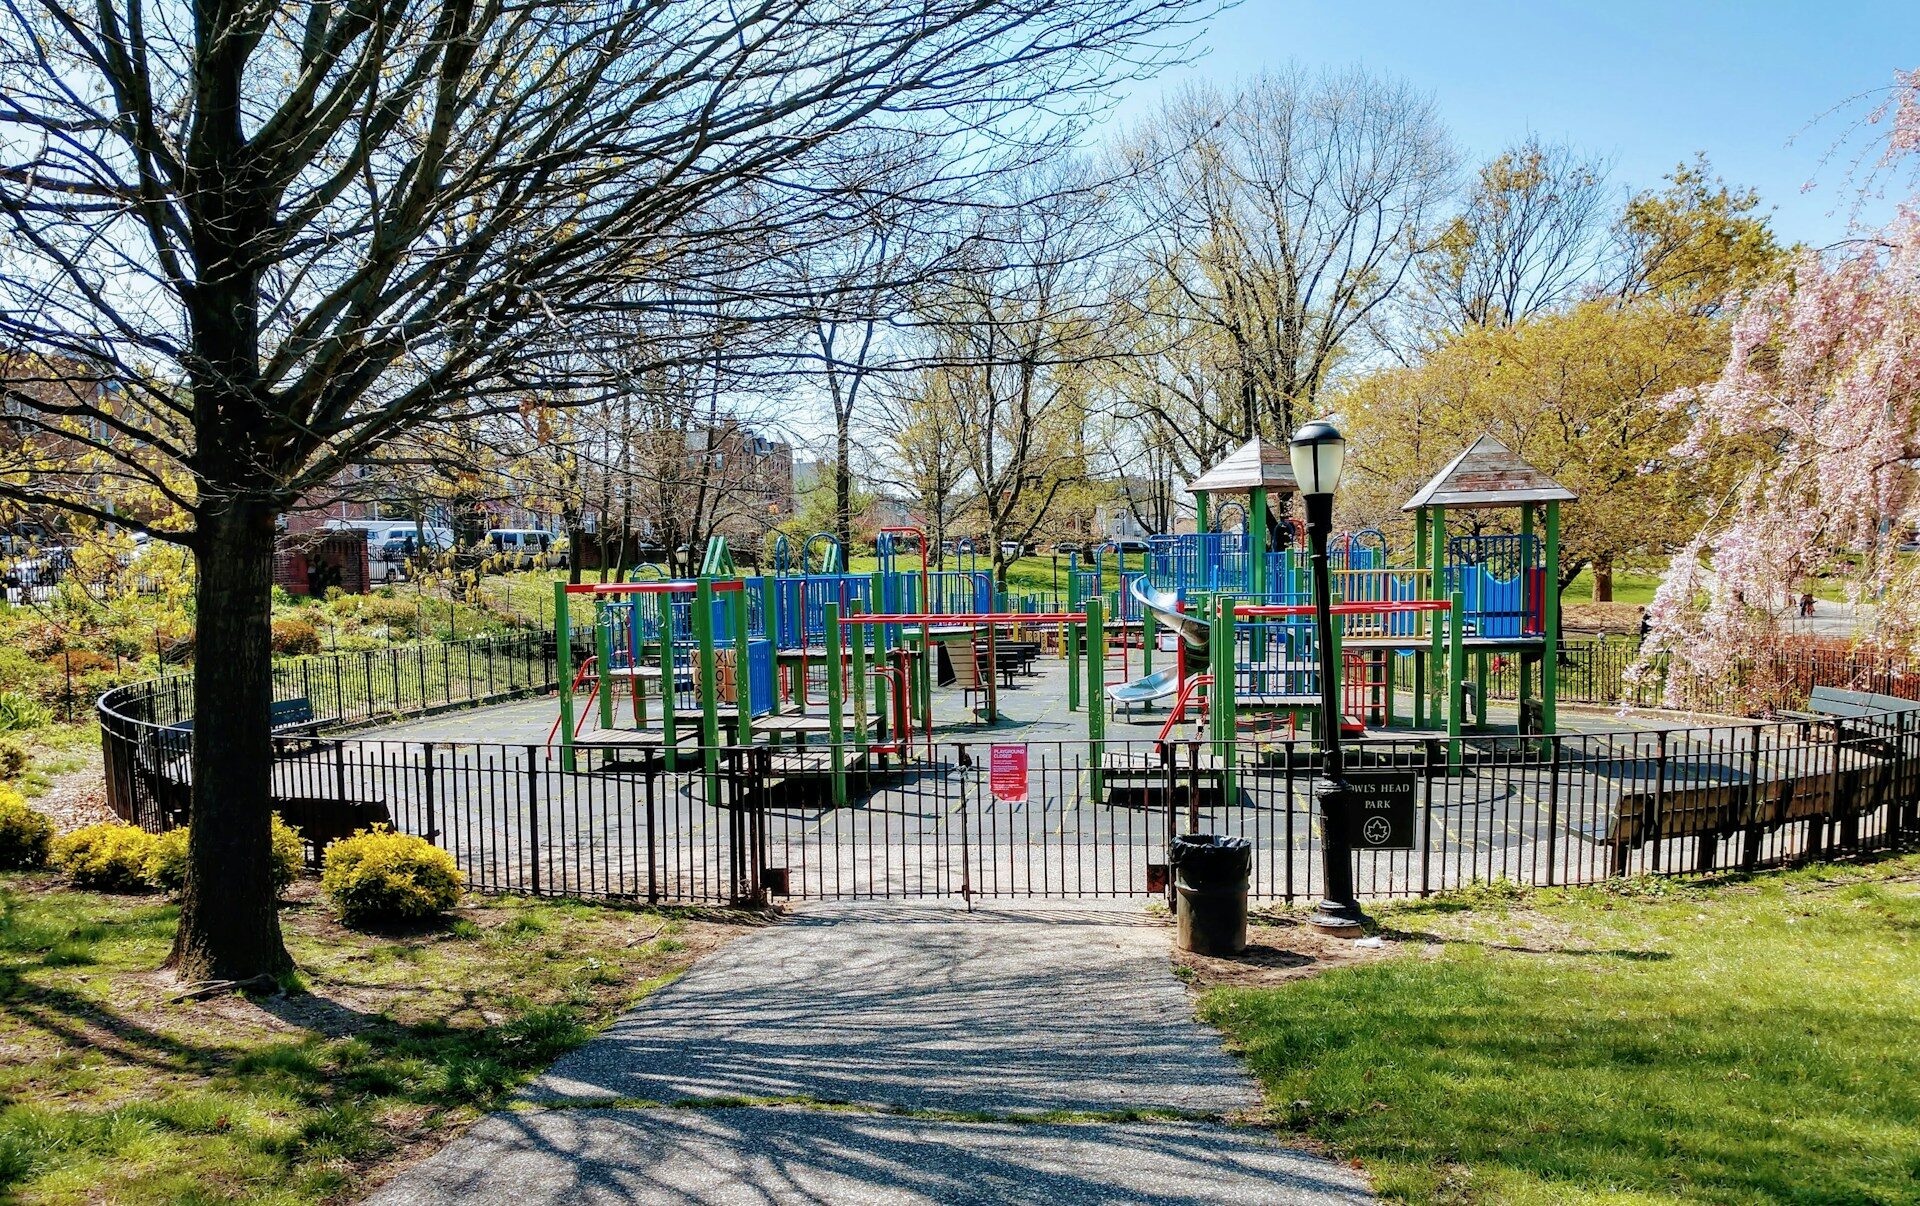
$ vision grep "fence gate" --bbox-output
[746,741,1187,902]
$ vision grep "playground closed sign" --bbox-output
[990,745,1029,804]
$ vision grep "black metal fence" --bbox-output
[97,710,1919,907]
[100,632,556,828]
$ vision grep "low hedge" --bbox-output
[0,786,53,870]
[320,826,463,926]
[50,822,157,890]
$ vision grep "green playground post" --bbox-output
[1448,589,1466,767]
[825,600,848,807]
[596,604,615,733]
[1518,505,1536,705]
[1412,513,1428,728]
[732,582,752,747]
[554,580,576,772]
[1195,492,1210,534]
[656,589,678,772]
[1212,594,1236,803]
[1210,594,1235,754]
[1474,651,1489,727]
[1142,597,1156,676]
[1543,500,1562,742]
[694,577,721,782]
[1086,596,1106,800]
[1428,506,1446,724]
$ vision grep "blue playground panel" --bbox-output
[1446,534,1544,638]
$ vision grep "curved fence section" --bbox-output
[100,632,556,828]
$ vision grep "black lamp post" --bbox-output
[1289,420,1368,936]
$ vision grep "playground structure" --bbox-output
[548,527,1113,804]
[1104,434,1574,757]
[546,435,1576,806]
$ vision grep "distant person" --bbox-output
[1800,592,1815,618]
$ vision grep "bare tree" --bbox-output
[1413,136,1613,331]
[1115,67,1456,441]
[908,167,1109,586]
[0,0,1209,981]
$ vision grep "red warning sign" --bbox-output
[989,744,1029,804]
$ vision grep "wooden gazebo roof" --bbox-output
[1401,436,1577,511]
[1185,437,1298,496]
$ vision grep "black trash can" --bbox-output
[1171,833,1251,955]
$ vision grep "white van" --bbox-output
[487,528,559,569]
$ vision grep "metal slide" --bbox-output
[1106,579,1210,705]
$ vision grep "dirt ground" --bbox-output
[27,740,116,833]
[1171,911,1404,990]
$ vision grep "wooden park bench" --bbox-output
[1605,744,1903,874]
[1775,686,1920,756]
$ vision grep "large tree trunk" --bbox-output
[1591,553,1614,603]
[168,497,293,981]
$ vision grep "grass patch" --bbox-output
[0,876,761,1203]
[1202,855,1920,1204]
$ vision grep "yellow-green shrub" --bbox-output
[50,822,157,890]
[270,617,322,656]
[0,786,53,870]
[320,826,462,925]
[0,736,26,781]
[147,814,305,896]
[358,595,421,636]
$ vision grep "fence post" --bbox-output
[1743,735,1765,871]
[525,745,542,895]
[1282,740,1296,904]
[1545,736,1560,887]
[422,742,439,842]
[1420,738,1438,897]
[1650,730,1667,875]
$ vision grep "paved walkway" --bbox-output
[365,901,1372,1205]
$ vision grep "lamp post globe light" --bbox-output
[1288,420,1368,936]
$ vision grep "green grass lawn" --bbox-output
[0,877,762,1204]
[1202,858,1920,1204]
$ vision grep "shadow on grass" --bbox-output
[0,884,738,1200]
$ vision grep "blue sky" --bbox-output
[1101,0,1918,248]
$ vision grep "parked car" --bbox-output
[1110,537,1151,554]
[367,525,453,582]
[1052,541,1083,555]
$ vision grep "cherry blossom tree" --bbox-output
[1632,72,1920,709]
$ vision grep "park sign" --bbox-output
[1337,770,1417,851]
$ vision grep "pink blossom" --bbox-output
[1634,72,1920,707]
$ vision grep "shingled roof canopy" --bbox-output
[1401,436,1578,511]
[1185,437,1298,495]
